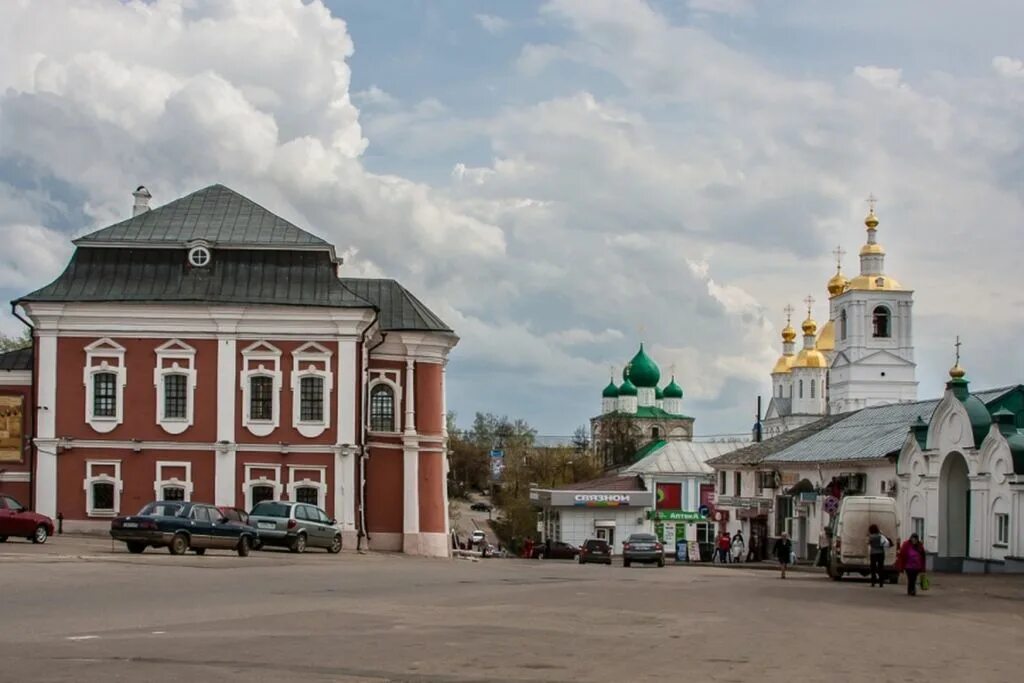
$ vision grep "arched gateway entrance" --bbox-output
[937,452,969,571]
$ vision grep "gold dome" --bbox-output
[949,363,966,380]
[781,324,797,343]
[859,242,885,256]
[827,271,849,297]
[772,354,795,374]
[793,348,829,369]
[817,319,835,352]
[847,274,905,291]
[865,210,879,229]
[801,316,817,336]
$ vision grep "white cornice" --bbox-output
[63,439,340,454]
[0,371,31,386]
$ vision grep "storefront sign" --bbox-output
[656,482,681,510]
[0,395,24,463]
[547,489,654,508]
[573,493,631,507]
[714,496,772,510]
[647,509,706,522]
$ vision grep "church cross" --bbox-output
[783,304,794,324]
[832,245,846,271]
[866,193,878,213]
[803,295,815,316]
[954,336,962,366]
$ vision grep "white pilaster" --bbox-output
[337,339,358,531]
[404,358,416,435]
[440,363,448,439]
[34,333,57,517]
[403,447,420,536]
[215,337,237,506]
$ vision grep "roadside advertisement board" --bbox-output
[489,449,504,480]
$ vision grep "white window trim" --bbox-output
[995,512,1009,546]
[84,459,122,517]
[286,466,325,509]
[154,460,194,501]
[291,342,333,438]
[240,342,282,437]
[242,464,282,511]
[154,340,197,435]
[367,375,401,435]
[83,338,126,434]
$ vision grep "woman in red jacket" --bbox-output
[897,533,927,596]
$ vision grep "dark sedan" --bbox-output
[110,501,259,556]
[622,533,665,568]
[579,538,612,565]
[531,540,579,560]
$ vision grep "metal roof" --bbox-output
[0,347,32,371]
[75,185,330,249]
[340,278,452,332]
[559,474,647,492]
[18,247,370,309]
[706,413,850,467]
[764,387,1019,464]
[625,439,749,476]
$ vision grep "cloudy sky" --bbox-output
[1,0,1022,437]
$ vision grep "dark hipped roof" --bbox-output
[76,185,329,249]
[18,248,369,309]
[560,473,647,492]
[707,413,850,467]
[0,346,32,371]
[764,386,1020,465]
[341,278,452,332]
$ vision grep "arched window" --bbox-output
[163,373,188,420]
[777,385,783,398]
[299,375,325,422]
[810,379,816,398]
[840,309,847,340]
[295,486,320,506]
[93,371,118,418]
[651,427,660,439]
[249,375,274,421]
[91,481,115,512]
[161,485,186,501]
[872,306,891,338]
[251,484,274,506]
[370,384,396,432]
[799,380,804,399]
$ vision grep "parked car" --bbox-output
[217,506,250,525]
[470,502,492,512]
[248,501,342,553]
[0,494,54,544]
[622,533,665,567]
[110,501,258,556]
[470,529,487,546]
[827,495,900,583]
[579,538,612,565]
[531,540,579,560]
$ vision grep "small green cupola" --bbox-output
[602,379,620,398]
[623,343,660,388]
[663,376,684,399]
[655,386,665,401]
[947,363,992,446]
[618,377,638,397]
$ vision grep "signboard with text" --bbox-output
[0,395,24,463]
[647,510,707,523]
[489,449,504,480]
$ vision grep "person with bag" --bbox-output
[774,532,793,579]
[897,533,927,596]
[867,524,891,587]
[731,531,746,564]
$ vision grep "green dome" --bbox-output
[602,380,619,398]
[622,343,660,388]
[664,377,684,399]
[963,395,992,446]
[618,378,638,397]
[655,386,665,400]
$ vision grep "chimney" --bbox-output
[132,185,152,217]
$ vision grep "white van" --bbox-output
[827,495,900,582]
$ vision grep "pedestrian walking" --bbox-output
[774,532,793,579]
[867,524,891,587]
[897,533,927,596]
[731,531,745,564]
[717,531,732,563]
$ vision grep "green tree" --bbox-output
[0,330,31,352]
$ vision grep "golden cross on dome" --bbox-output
[804,295,815,316]
[832,245,846,271]
[783,304,794,324]
[866,193,878,213]
[954,336,962,366]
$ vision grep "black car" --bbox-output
[622,533,665,568]
[110,501,259,556]
[470,502,492,512]
[531,540,579,560]
[579,538,612,565]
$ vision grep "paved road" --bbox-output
[1,535,1022,682]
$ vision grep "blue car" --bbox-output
[111,501,259,556]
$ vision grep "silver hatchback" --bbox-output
[248,501,342,554]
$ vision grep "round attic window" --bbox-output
[188,246,211,268]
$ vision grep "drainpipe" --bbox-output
[10,303,35,510]
[358,310,384,550]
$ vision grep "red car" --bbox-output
[0,494,55,544]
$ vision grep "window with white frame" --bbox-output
[286,466,327,509]
[295,486,319,505]
[154,340,197,435]
[995,513,1009,546]
[83,339,127,433]
[240,342,282,436]
[154,461,193,502]
[911,516,925,540]
[251,484,275,506]
[370,383,396,432]
[242,464,283,511]
[84,460,122,517]
[291,342,333,438]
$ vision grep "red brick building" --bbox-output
[3,184,457,556]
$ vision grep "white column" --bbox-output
[1010,487,1023,559]
[440,363,448,439]
[215,337,237,506]
[404,358,416,435]
[34,332,58,517]
[337,339,357,530]
[403,447,420,536]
